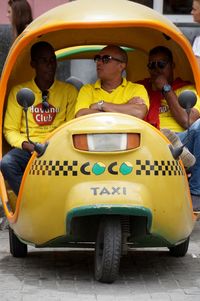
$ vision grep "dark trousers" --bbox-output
[0,148,31,195]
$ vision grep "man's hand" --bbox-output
[76,97,148,119]
[22,141,35,153]
[90,98,147,119]
[128,97,145,105]
[90,103,101,111]
[150,75,200,128]
[152,74,168,91]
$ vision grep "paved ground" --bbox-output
[0,221,200,301]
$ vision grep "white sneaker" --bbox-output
[161,128,196,169]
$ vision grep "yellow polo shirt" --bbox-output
[4,79,78,148]
[75,78,149,114]
[159,85,200,132]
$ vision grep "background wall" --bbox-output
[0,0,70,76]
[0,0,70,24]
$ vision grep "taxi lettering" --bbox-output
[90,186,127,195]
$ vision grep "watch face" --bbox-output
[98,100,104,111]
[163,84,171,93]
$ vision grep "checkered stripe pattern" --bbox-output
[29,159,184,177]
[29,160,78,176]
[135,160,184,176]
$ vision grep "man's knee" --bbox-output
[0,154,12,170]
[191,118,200,131]
[1,156,9,175]
[0,152,17,175]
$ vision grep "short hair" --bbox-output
[149,46,173,63]
[103,45,128,64]
[30,41,55,61]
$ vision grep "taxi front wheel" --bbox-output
[9,227,28,257]
[168,236,190,257]
[94,216,122,283]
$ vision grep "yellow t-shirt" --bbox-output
[4,79,78,148]
[75,78,149,114]
[159,85,200,132]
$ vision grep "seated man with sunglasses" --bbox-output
[75,45,149,119]
[138,46,200,212]
[1,41,78,196]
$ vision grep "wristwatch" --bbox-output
[97,100,104,111]
[162,84,172,95]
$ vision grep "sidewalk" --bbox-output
[0,222,199,300]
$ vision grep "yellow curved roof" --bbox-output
[0,0,199,113]
[1,0,197,86]
[26,0,179,32]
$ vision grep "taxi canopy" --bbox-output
[0,0,199,121]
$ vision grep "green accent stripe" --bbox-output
[56,46,104,59]
[56,46,134,59]
[66,205,152,234]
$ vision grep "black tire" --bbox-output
[169,236,190,257]
[9,227,27,257]
[94,216,122,283]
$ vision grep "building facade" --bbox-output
[0,0,194,25]
[0,0,70,24]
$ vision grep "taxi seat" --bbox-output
[66,76,84,90]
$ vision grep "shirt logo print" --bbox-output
[31,103,59,126]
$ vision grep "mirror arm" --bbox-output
[24,107,32,144]
[23,107,48,157]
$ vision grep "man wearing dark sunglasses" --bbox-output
[1,41,78,196]
[139,46,200,212]
[75,45,149,119]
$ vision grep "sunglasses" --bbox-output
[147,60,169,70]
[42,90,50,111]
[94,54,124,64]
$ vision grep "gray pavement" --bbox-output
[0,222,200,301]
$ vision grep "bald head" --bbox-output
[100,45,128,65]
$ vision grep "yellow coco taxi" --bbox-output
[0,0,199,283]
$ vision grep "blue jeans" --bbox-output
[0,148,31,196]
[177,118,200,196]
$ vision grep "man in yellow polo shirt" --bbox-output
[1,41,78,196]
[139,46,200,211]
[75,45,149,119]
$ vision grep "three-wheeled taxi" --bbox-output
[0,0,199,283]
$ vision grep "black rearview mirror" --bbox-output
[16,88,48,157]
[178,90,197,111]
[16,88,35,109]
[169,90,197,160]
